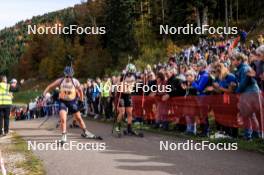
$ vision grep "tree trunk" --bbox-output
[161,0,165,25]
[236,0,238,23]
[225,0,228,28]
[230,0,233,21]
[202,6,208,26]
[161,0,165,41]
[141,1,145,41]
[148,0,151,26]
[195,8,201,28]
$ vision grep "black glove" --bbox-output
[78,100,85,112]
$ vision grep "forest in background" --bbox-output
[0,0,264,79]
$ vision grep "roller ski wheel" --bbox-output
[70,124,80,128]
[114,126,122,138]
[117,131,122,138]
[123,130,144,138]
[81,132,103,140]
[58,140,66,146]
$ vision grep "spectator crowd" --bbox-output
[22,33,264,140]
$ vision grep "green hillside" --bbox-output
[0,0,264,79]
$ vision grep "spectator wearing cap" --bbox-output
[0,76,16,136]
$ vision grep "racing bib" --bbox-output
[59,78,77,101]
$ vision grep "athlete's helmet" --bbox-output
[64,66,74,77]
[10,78,17,84]
[126,63,136,73]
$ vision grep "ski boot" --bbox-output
[59,133,67,145]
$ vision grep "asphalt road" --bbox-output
[11,117,264,175]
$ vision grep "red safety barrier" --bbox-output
[131,92,264,132]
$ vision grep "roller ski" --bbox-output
[81,130,103,140]
[113,125,122,138]
[123,129,144,138]
[69,121,80,128]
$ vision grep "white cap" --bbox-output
[10,78,17,84]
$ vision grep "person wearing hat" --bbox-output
[43,66,102,143]
[0,76,15,136]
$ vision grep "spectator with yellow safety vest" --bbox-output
[101,77,112,120]
[0,76,17,136]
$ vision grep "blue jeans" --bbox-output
[244,128,253,139]
[185,116,196,134]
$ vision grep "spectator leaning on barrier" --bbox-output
[181,70,198,135]
[192,59,211,137]
[212,63,238,137]
[231,52,263,140]
[161,67,183,130]
[252,45,264,90]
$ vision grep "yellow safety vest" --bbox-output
[0,82,12,105]
[102,81,111,97]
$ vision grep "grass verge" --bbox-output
[13,90,41,104]
[0,133,45,175]
[11,134,45,175]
